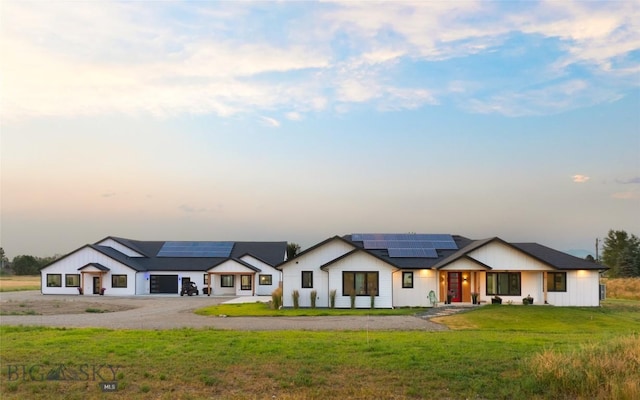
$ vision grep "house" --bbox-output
[277,234,605,308]
[40,237,287,296]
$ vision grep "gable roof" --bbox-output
[276,236,357,269]
[319,248,398,271]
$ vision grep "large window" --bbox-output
[65,274,80,287]
[47,274,62,287]
[221,275,234,288]
[547,272,567,292]
[486,272,521,296]
[402,272,413,288]
[240,275,252,291]
[301,271,313,288]
[343,272,379,296]
[259,274,272,285]
[111,275,127,288]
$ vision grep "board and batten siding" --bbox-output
[392,269,438,307]
[208,260,257,296]
[326,252,395,309]
[547,270,600,306]
[468,241,554,271]
[281,238,354,308]
[41,247,137,295]
[95,238,145,257]
[240,255,281,296]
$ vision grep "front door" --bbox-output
[448,272,462,302]
[93,276,101,294]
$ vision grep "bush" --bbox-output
[329,289,337,308]
[349,290,356,309]
[310,290,317,308]
[271,287,282,309]
[370,293,375,309]
[292,290,300,309]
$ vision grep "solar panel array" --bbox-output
[352,233,457,258]
[157,241,234,257]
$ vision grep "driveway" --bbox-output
[0,291,448,331]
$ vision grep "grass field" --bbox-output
[602,277,640,300]
[195,302,428,316]
[0,275,40,292]
[1,300,638,399]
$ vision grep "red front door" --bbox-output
[448,272,462,302]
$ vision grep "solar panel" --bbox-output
[388,248,439,258]
[157,241,234,257]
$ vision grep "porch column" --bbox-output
[543,271,548,304]
[80,271,84,294]
[207,273,211,296]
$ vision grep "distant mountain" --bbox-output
[565,249,595,259]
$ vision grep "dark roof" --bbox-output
[276,236,357,269]
[43,237,287,273]
[78,263,110,271]
[510,243,606,271]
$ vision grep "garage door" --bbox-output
[150,275,178,294]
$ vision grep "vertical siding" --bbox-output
[469,242,552,271]
[240,255,281,296]
[281,239,354,307]
[392,269,438,307]
[547,270,600,306]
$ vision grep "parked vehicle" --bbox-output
[180,282,199,296]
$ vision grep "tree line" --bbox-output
[0,248,61,275]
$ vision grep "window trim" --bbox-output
[486,272,521,296]
[203,274,209,286]
[111,275,127,288]
[220,275,234,288]
[65,274,80,287]
[240,275,252,291]
[547,272,567,292]
[301,271,313,288]
[342,271,379,296]
[402,271,414,289]
[258,274,272,285]
[47,274,62,287]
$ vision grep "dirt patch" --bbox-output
[0,299,136,315]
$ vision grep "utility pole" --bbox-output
[595,238,599,263]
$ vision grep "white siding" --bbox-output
[240,255,281,296]
[96,239,145,257]
[41,247,137,296]
[440,258,488,271]
[392,269,438,307]
[327,252,394,308]
[547,270,600,306]
[281,238,354,307]
[468,242,554,271]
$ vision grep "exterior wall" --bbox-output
[468,242,553,271]
[547,270,600,306]
[41,247,136,295]
[96,239,145,257]
[240,255,281,296]
[282,239,354,307]
[392,269,438,307]
[135,271,207,295]
[327,252,395,309]
[208,260,257,296]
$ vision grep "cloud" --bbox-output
[259,116,280,128]
[285,112,303,121]
[572,174,590,183]
[616,177,640,184]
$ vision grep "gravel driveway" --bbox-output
[0,291,448,331]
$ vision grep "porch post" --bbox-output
[207,272,211,296]
[543,271,548,304]
[252,273,256,296]
[80,271,84,294]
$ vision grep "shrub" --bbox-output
[271,287,283,309]
[329,289,337,308]
[349,290,356,309]
[310,290,317,308]
[370,292,375,309]
[292,290,300,309]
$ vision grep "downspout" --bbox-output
[543,271,548,304]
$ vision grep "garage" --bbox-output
[150,275,178,294]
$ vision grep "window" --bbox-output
[65,274,80,287]
[47,274,62,287]
[111,275,127,288]
[203,274,208,285]
[259,274,272,285]
[486,272,520,296]
[402,272,413,288]
[301,271,313,288]
[343,272,379,296]
[547,272,567,292]
[221,275,234,287]
[241,275,252,291]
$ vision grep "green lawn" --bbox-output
[1,300,638,399]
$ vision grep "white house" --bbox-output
[278,234,605,308]
[40,237,287,296]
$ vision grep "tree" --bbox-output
[585,254,595,262]
[0,247,9,273]
[11,255,41,275]
[601,230,640,277]
[286,243,301,260]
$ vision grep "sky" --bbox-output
[1,0,639,259]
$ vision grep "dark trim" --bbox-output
[65,274,80,287]
[486,272,521,296]
[78,262,110,271]
[258,274,272,285]
[46,274,62,287]
[276,236,357,270]
[342,271,379,296]
[402,271,413,288]
[547,272,567,292]
[240,275,252,291]
[301,271,313,288]
[220,275,234,287]
[111,274,128,288]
